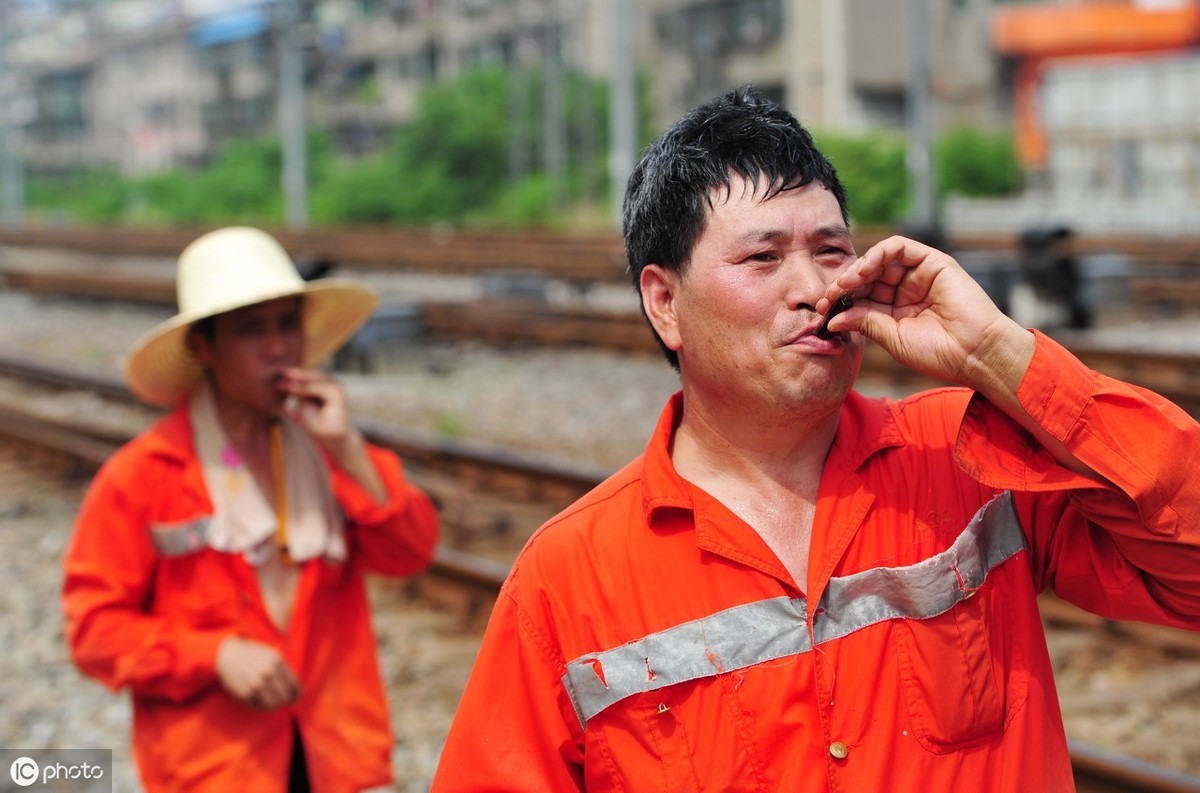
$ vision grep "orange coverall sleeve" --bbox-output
[62,458,230,704]
[329,442,439,577]
[957,331,1200,625]
[431,575,587,792]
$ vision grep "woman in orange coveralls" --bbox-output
[62,227,439,793]
[432,87,1200,792]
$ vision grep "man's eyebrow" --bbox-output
[731,228,787,246]
[813,224,852,242]
[732,225,851,248]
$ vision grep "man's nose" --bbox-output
[785,258,837,312]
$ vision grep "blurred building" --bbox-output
[2,0,1006,177]
[947,0,1200,236]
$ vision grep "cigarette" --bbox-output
[816,295,854,339]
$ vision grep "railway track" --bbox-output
[0,226,631,283]
[2,258,1199,417]
[0,347,585,590]
[2,356,1200,790]
[0,227,1198,283]
[1072,742,1200,793]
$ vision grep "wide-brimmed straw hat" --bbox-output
[123,226,378,407]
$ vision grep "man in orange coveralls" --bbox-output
[62,226,440,793]
[432,86,1200,791]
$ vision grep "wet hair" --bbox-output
[622,85,849,369]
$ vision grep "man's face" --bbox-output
[191,296,305,416]
[644,177,863,416]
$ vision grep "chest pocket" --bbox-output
[893,589,1021,751]
[832,491,1029,752]
[584,677,772,793]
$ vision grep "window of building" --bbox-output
[400,44,439,80]
[463,36,513,69]
[33,70,88,140]
[194,35,271,71]
[678,0,781,56]
[201,93,273,137]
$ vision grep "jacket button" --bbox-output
[829,741,849,760]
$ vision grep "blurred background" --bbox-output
[1,0,1195,238]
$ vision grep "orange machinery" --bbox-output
[992,1,1200,170]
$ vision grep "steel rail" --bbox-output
[3,256,1198,412]
[4,253,1200,413]
[0,348,610,503]
[1,227,1199,285]
[1071,739,1200,793]
[0,400,510,594]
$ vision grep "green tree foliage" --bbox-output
[310,152,400,224]
[21,70,1019,230]
[310,67,612,227]
[391,68,513,221]
[813,131,909,225]
[935,127,1022,198]
[132,137,294,225]
[25,167,129,224]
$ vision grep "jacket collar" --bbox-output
[639,390,905,574]
[642,391,903,510]
[138,403,197,464]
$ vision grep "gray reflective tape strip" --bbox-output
[561,490,1024,728]
[149,518,210,557]
[562,596,811,729]
[814,491,1025,644]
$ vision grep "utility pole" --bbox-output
[820,0,848,128]
[508,43,531,184]
[608,0,635,229]
[0,3,25,228]
[906,0,936,232]
[542,12,566,212]
[278,0,308,228]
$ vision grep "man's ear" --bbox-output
[640,264,682,354]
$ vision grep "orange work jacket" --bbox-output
[63,404,439,793]
[433,332,1200,792]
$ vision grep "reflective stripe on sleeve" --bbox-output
[149,517,211,557]
[561,490,1025,728]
